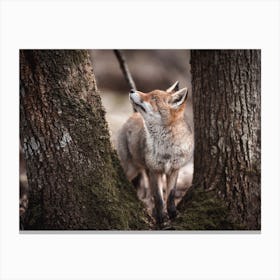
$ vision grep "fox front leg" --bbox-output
[148,171,165,224]
[166,169,179,219]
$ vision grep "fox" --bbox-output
[117,81,194,224]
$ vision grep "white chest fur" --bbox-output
[144,123,193,174]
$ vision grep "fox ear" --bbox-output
[170,88,188,108]
[166,81,179,93]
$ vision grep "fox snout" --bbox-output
[129,89,140,103]
[129,89,147,113]
[129,89,142,103]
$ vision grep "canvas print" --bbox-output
[19,50,261,230]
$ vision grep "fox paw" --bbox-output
[167,206,178,220]
[152,209,167,225]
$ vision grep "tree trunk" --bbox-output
[20,50,149,230]
[174,50,261,230]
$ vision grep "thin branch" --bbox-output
[114,50,137,91]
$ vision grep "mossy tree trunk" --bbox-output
[174,50,261,230]
[20,50,149,230]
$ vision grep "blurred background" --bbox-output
[89,50,194,210]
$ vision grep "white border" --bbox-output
[1,1,280,280]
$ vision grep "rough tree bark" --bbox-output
[173,50,261,230]
[20,50,149,230]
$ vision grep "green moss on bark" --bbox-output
[70,151,150,230]
[171,187,245,230]
[56,91,149,230]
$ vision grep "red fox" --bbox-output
[117,81,194,224]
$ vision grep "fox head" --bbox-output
[129,81,188,126]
